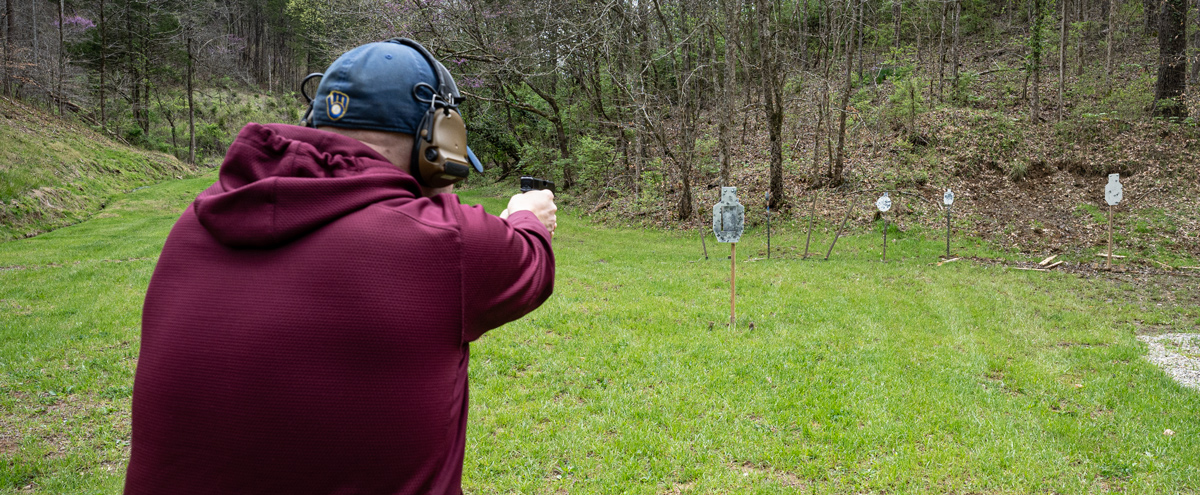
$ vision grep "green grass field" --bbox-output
[2,173,1198,494]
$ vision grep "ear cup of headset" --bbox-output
[414,108,472,188]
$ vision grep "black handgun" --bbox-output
[520,176,555,193]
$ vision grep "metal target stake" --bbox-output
[943,189,955,257]
[765,191,771,259]
[1104,174,1122,269]
[803,186,819,259]
[876,192,892,261]
[713,187,744,328]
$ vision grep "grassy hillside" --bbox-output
[0,98,196,241]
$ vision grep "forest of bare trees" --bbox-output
[0,0,1193,219]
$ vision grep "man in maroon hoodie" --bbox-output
[124,39,556,495]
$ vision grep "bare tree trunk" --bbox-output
[266,23,272,92]
[1106,0,1115,90]
[822,5,838,179]
[32,0,37,76]
[759,0,786,208]
[1075,0,1084,76]
[1145,0,1159,34]
[127,2,141,136]
[100,0,106,131]
[156,92,176,153]
[1030,0,1042,122]
[938,0,947,102]
[1192,0,1200,83]
[857,0,867,80]
[57,0,63,115]
[953,0,961,89]
[833,0,859,185]
[812,82,825,181]
[893,0,902,49]
[634,4,651,200]
[719,0,738,187]
[1155,0,1189,117]
[141,8,151,135]
[3,0,11,97]
[635,133,644,200]
[188,35,195,165]
[1059,0,1067,120]
[915,16,922,68]
[801,0,811,67]
[677,37,696,220]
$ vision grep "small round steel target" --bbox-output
[876,192,892,212]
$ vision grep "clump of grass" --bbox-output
[1008,160,1029,181]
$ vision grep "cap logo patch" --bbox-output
[326,91,349,121]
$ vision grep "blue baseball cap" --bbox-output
[311,40,483,173]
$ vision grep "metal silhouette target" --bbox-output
[713,187,745,243]
[1105,174,1123,206]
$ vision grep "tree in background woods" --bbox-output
[3,0,11,97]
[1027,0,1043,122]
[832,0,861,186]
[1144,0,1158,34]
[753,0,790,208]
[717,0,739,189]
[1153,0,1187,117]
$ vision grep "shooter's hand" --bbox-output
[501,189,557,234]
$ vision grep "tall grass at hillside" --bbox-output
[0,99,195,241]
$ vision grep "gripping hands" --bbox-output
[500,189,557,235]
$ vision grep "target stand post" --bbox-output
[730,243,736,327]
[943,189,955,258]
[1104,174,1123,270]
[713,187,745,328]
[876,192,892,262]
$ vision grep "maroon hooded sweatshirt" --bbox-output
[124,123,554,495]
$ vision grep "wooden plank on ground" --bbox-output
[1096,253,1126,259]
[1144,258,1173,269]
[1038,255,1058,266]
[937,258,960,266]
[1045,261,1064,270]
[1012,266,1049,272]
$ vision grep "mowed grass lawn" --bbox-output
[2,173,1198,494]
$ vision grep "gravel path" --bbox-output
[1138,333,1200,391]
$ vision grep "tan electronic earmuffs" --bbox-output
[394,38,473,188]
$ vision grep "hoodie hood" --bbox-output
[194,123,421,248]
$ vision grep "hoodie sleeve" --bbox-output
[457,205,555,343]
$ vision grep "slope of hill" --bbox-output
[0,98,197,241]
